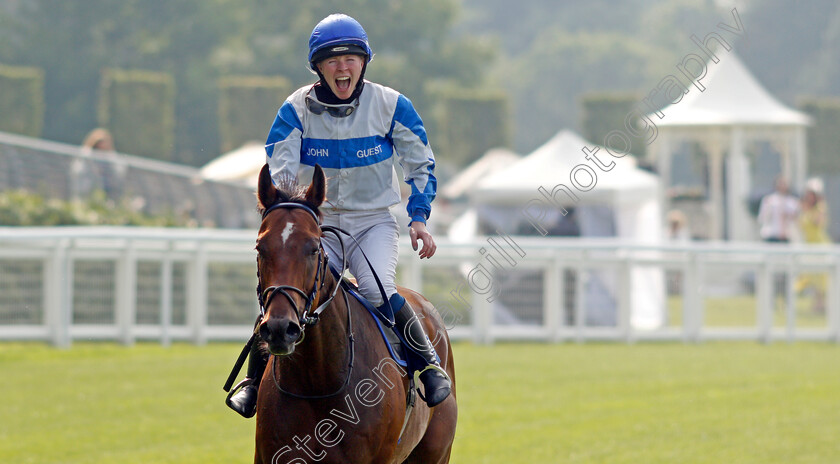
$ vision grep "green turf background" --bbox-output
[1,342,838,463]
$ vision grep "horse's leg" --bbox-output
[402,396,457,463]
[391,291,458,463]
[403,334,457,464]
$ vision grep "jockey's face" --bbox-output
[316,54,363,100]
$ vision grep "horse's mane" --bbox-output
[258,174,322,218]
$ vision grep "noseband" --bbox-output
[256,202,347,333]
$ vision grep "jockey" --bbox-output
[227,13,451,418]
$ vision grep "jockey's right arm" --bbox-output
[265,100,303,185]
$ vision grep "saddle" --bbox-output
[333,269,439,373]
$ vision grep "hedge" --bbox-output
[0,63,44,137]
[799,96,840,175]
[0,189,186,227]
[98,68,176,161]
[580,92,647,158]
[218,75,291,153]
[435,89,510,167]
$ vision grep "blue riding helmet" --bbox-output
[308,14,373,69]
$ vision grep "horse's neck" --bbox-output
[279,275,350,388]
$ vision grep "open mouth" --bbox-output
[335,76,351,93]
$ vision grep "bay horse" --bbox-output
[253,164,457,463]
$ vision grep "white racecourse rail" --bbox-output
[0,227,838,346]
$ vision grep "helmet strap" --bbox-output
[313,61,367,105]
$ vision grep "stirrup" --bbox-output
[417,363,450,382]
[225,377,255,406]
[415,364,451,404]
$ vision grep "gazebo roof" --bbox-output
[653,53,810,127]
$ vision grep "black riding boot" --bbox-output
[226,340,268,418]
[390,295,452,407]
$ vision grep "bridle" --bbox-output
[256,202,347,334]
[257,201,356,400]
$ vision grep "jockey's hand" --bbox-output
[409,221,436,259]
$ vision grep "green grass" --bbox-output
[666,295,830,328]
[1,342,839,463]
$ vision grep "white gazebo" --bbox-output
[647,52,811,240]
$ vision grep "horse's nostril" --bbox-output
[285,322,301,343]
[260,318,300,350]
[259,323,271,343]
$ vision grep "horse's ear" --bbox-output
[305,164,326,207]
[257,164,278,210]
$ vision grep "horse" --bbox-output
[252,164,457,464]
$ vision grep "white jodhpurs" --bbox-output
[321,208,399,307]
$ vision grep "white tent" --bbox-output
[471,130,661,239]
[441,148,520,200]
[456,129,664,329]
[200,141,265,187]
[647,52,811,240]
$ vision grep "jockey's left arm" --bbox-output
[390,94,437,259]
[409,221,436,259]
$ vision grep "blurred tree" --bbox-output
[637,0,722,65]
[9,0,836,172]
[799,97,840,175]
[1,0,491,168]
[506,30,663,152]
[459,0,658,55]
[4,0,242,165]
[740,0,840,100]
[460,0,719,153]
[238,0,493,135]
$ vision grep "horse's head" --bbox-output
[255,163,327,356]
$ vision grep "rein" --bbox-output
[271,288,355,400]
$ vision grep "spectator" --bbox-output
[757,177,799,308]
[795,178,830,314]
[82,128,115,152]
[666,209,690,241]
[80,128,125,199]
[757,176,799,243]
